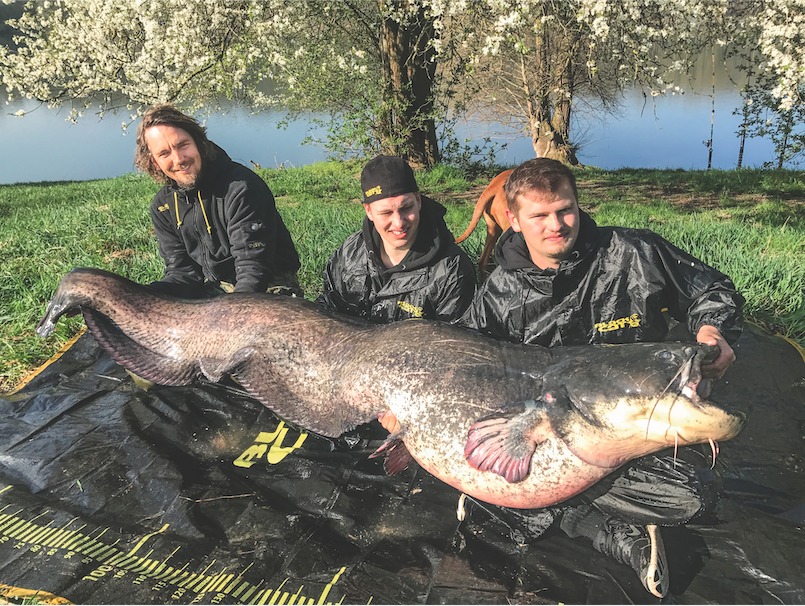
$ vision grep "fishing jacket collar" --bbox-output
[494,210,600,275]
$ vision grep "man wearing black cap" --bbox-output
[319,155,476,324]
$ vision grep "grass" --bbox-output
[0,163,802,393]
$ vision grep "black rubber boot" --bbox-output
[592,517,669,598]
[560,505,668,598]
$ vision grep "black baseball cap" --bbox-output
[360,155,419,204]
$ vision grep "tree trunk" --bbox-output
[407,4,440,167]
[737,86,750,169]
[707,46,716,170]
[737,119,746,169]
[378,1,440,168]
[777,111,793,169]
[531,121,581,165]
[525,14,580,166]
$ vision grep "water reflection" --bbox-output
[0,90,778,185]
[0,101,329,184]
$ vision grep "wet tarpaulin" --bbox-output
[0,324,802,605]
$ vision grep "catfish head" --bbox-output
[543,342,745,469]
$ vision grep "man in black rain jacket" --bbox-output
[319,155,476,324]
[135,104,301,298]
[460,158,744,599]
[464,198,743,352]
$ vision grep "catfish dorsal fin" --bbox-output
[464,399,551,483]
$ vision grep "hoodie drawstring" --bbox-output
[173,192,182,228]
[197,191,212,234]
[173,191,212,235]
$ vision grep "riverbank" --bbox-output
[1,162,802,392]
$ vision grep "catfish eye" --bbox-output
[657,349,672,360]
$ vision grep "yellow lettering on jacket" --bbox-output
[233,422,308,468]
[594,313,642,334]
[157,203,170,213]
[397,300,424,318]
[364,185,383,197]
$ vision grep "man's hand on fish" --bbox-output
[696,324,736,379]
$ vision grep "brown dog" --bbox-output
[455,169,513,276]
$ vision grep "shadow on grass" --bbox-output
[579,167,805,198]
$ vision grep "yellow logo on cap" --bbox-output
[365,185,383,197]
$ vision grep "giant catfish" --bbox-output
[37,268,745,509]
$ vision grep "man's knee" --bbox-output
[585,451,721,526]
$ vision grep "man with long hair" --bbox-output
[135,104,301,298]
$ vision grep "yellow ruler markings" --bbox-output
[26,519,57,544]
[259,577,288,604]
[0,500,353,604]
[127,523,169,556]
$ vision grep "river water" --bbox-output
[0,87,779,185]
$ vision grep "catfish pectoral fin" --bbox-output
[198,347,256,382]
[369,433,413,475]
[465,401,549,483]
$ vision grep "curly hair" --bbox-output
[503,158,578,212]
[134,104,217,184]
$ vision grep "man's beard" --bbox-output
[173,171,200,190]
[176,178,198,191]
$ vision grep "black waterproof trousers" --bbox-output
[468,448,720,541]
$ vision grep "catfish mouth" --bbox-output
[649,344,717,423]
[647,344,745,466]
[677,344,715,401]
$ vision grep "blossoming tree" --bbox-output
[1,0,801,166]
[460,0,803,164]
[0,0,449,167]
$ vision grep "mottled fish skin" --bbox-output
[38,268,745,509]
[36,268,376,436]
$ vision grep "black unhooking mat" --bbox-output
[0,324,802,604]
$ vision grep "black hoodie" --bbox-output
[319,196,476,323]
[462,210,744,346]
[149,144,300,294]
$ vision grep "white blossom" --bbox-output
[0,0,800,162]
